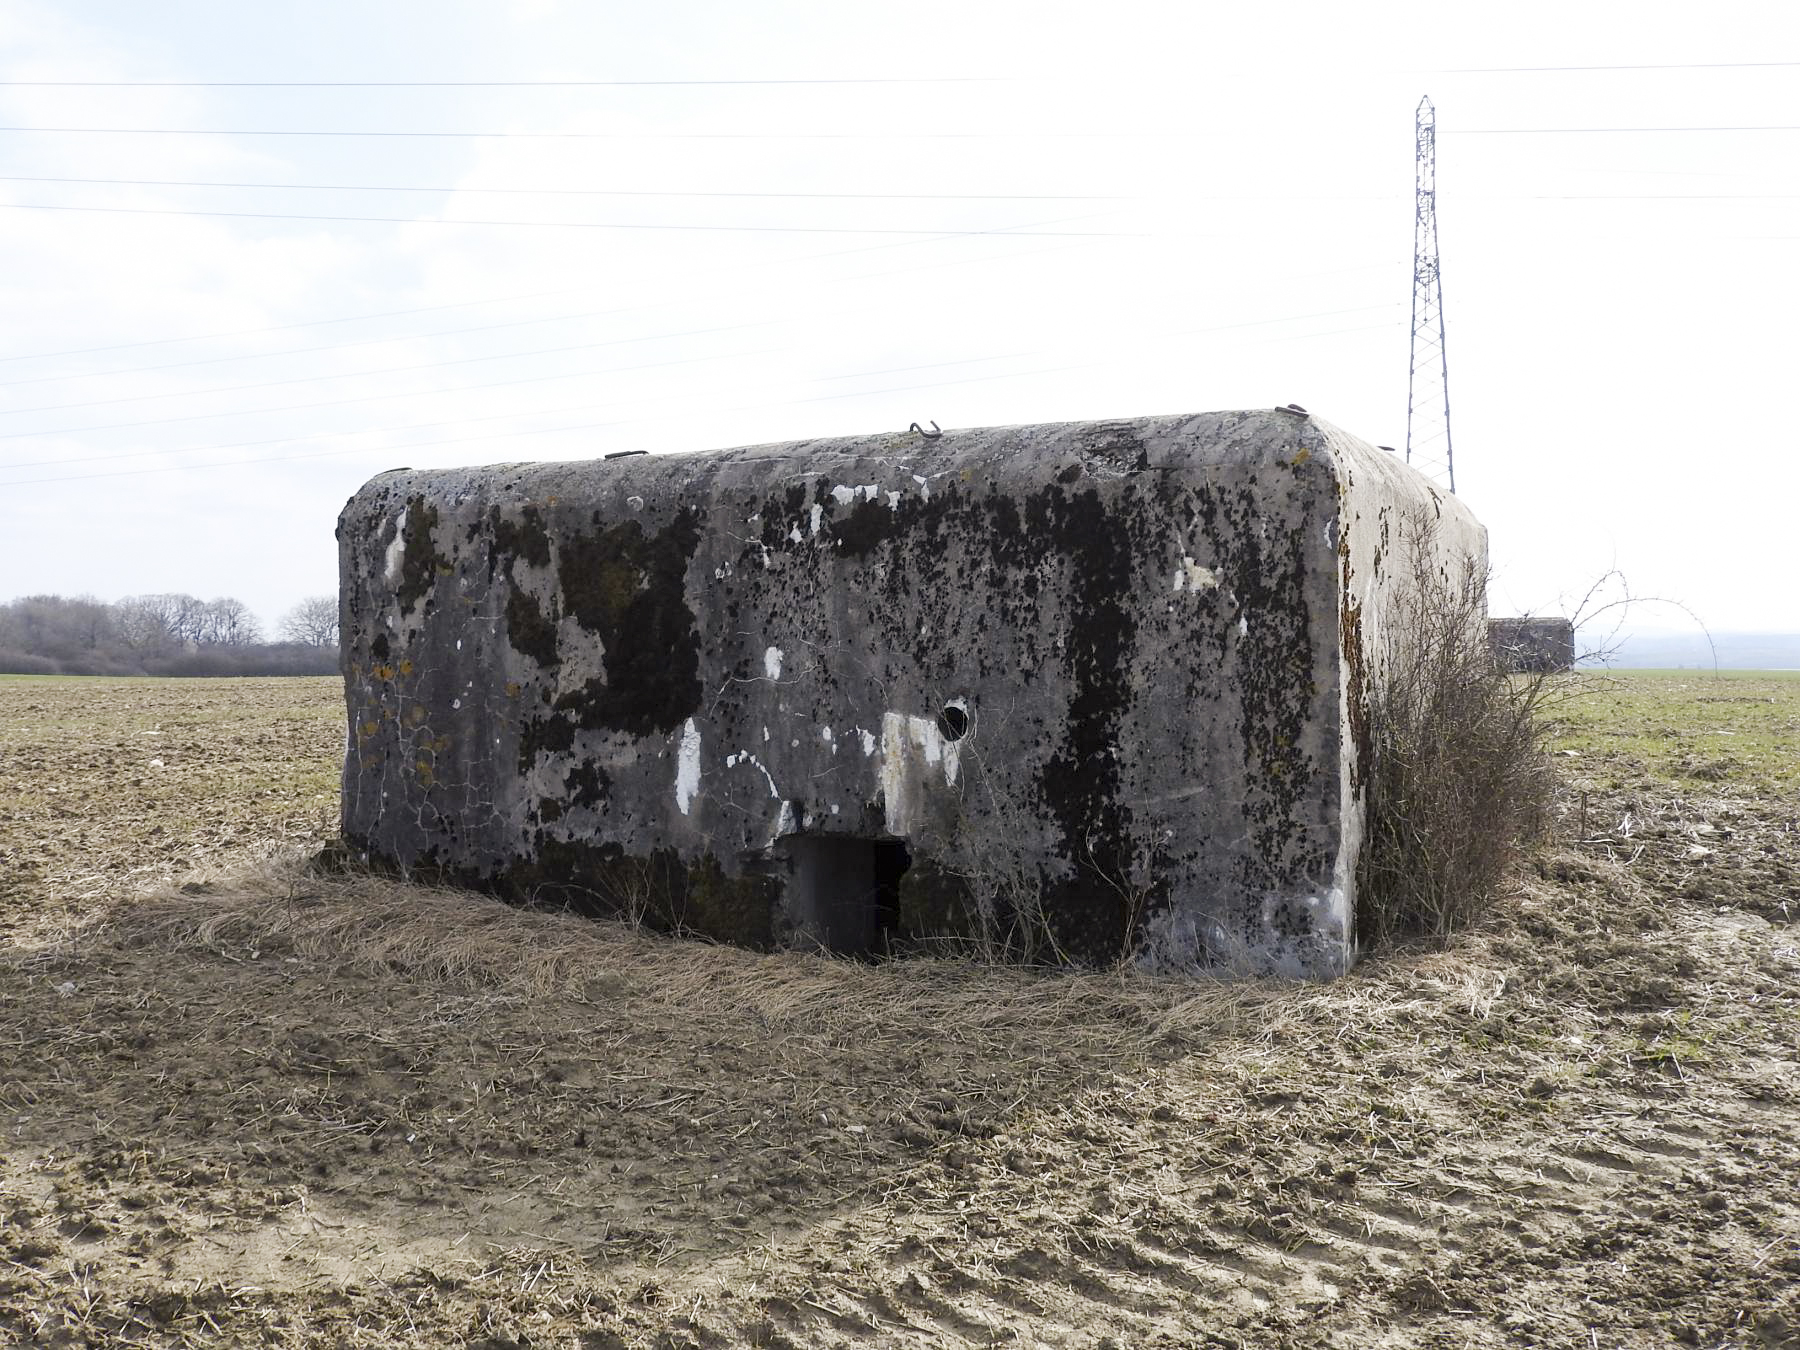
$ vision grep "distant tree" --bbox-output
[199,596,263,646]
[279,595,340,648]
[0,594,119,662]
[0,590,337,676]
[115,593,192,651]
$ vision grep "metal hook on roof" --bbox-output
[909,420,942,440]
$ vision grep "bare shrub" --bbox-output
[1356,511,1559,948]
[0,647,59,676]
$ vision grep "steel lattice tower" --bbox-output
[1406,95,1455,492]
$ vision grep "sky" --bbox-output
[1,1,1795,637]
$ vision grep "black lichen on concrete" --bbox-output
[394,497,444,617]
[554,512,703,736]
[1034,483,1139,962]
[505,587,560,668]
[489,504,552,571]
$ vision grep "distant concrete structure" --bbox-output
[338,409,1485,978]
[1489,617,1575,674]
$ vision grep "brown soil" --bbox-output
[0,675,1796,1348]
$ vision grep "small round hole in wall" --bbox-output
[937,701,970,742]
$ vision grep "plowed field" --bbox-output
[1,673,1796,1347]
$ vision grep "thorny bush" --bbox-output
[1357,511,1559,948]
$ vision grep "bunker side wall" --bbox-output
[1320,424,1490,958]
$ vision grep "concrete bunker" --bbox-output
[338,408,1486,977]
[1489,616,1575,674]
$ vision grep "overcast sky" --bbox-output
[1,1,1795,636]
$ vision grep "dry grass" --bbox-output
[96,856,1282,1056]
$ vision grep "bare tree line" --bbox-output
[0,592,339,677]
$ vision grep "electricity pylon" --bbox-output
[1406,95,1455,492]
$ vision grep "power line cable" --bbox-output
[9,175,1798,203]
[0,219,1131,398]
[0,241,1393,371]
[0,287,573,364]
[0,200,1148,236]
[1453,192,1800,199]
[2,318,1404,488]
[0,304,773,388]
[1433,60,1800,72]
[0,174,1133,202]
[0,303,1399,468]
[0,78,1004,87]
[2,351,1042,471]
[0,280,1062,389]
[0,237,1100,387]
[0,125,1173,139]
[0,317,785,416]
[0,236,1139,434]
[1449,124,1800,134]
[0,250,1399,426]
[0,209,1103,364]
[0,345,766,442]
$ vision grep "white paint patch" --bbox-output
[858,483,878,500]
[675,718,702,816]
[788,525,804,544]
[762,726,770,742]
[829,803,840,816]
[820,725,833,741]
[727,749,780,797]
[627,495,645,512]
[886,491,901,510]
[752,758,779,797]
[912,473,930,501]
[808,504,823,536]
[879,711,962,836]
[859,728,877,757]
[383,508,408,583]
[1171,556,1219,593]
[831,484,856,506]
[773,799,797,840]
[1238,615,1249,637]
[763,645,783,680]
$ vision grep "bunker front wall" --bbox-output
[338,411,1451,974]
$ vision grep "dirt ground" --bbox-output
[0,673,1796,1348]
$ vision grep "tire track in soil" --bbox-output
[627,897,1800,1348]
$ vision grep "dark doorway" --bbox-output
[872,840,911,951]
[781,836,912,956]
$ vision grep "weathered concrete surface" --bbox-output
[1489,617,1576,674]
[338,409,1485,977]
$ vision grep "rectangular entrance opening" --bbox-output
[781,836,911,956]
